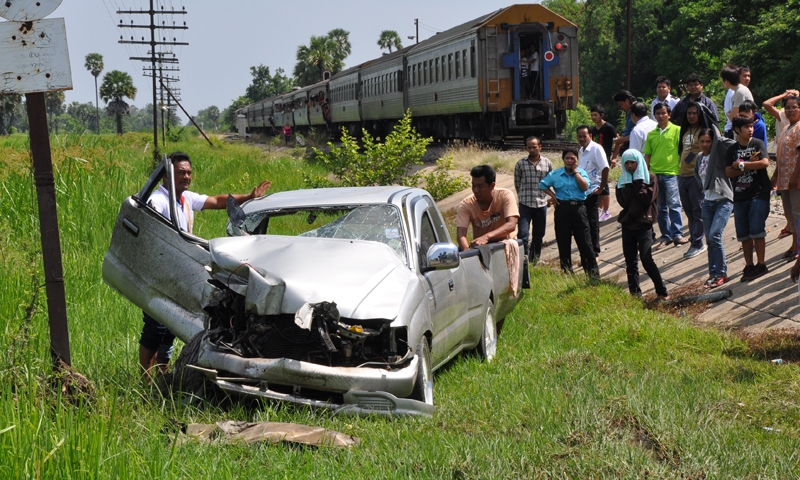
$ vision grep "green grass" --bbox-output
[0,134,798,478]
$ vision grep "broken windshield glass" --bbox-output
[299,205,406,261]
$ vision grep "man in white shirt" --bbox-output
[650,76,679,119]
[629,102,658,153]
[577,125,610,257]
[721,65,753,128]
[723,66,752,138]
[140,151,272,380]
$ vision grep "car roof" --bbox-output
[241,186,426,214]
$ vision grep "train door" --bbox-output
[519,33,542,101]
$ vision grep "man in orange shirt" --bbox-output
[456,165,519,251]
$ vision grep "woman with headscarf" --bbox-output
[616,149,669,299]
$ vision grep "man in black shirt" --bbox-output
[726,115,771,281]
[590,104,617,222]
[671,73,720,126]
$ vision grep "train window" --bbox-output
[448,54,453,80]
[471,46,476,77]
[429,60,433,84]
[423,62,427,85]
[435,58,439,83]
[463,50,468,78]
[397,71,403,92]
[417,63,421,87]
[455,52,461,79]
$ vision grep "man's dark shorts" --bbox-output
[600,185,610,196]
[140,312,176,352]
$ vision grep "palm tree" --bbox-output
[99,70,137,135]
[327,28,351,73]
[84,53,103,133]
[378,30,403,53]
[293,35,337,87]
[45,91,65,133]
[0,94,21,135]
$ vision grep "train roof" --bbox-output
[410,4,576,52]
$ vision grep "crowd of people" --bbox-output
[458,65,800,301]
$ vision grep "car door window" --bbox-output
[419,212,437,269]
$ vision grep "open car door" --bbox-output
[102,157,210,342]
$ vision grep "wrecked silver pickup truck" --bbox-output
[103,158,527,416]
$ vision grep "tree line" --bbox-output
[543,0,799,128]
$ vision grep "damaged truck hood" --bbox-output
[208,235,415,321]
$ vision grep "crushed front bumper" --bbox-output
[188,365,435,417]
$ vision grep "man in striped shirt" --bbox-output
[514,136,553,263]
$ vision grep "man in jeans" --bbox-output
[514,136,552,263]
[645,102,687,249]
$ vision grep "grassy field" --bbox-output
[0,134,798,478]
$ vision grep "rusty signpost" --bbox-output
[0,1,74,367]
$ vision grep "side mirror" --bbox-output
[425,243,460,271]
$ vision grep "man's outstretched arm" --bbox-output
[202,180,272,210]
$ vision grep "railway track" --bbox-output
[502,137,579,151]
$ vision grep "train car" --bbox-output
[361,47,408,137]
[328,63,367,135]
[307,80,330,128]
[402,4,577,140]
[272,95,293,128]
[292,86,312,127]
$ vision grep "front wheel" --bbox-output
[478,300,497,361]
[410,337,433,405]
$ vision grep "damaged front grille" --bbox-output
[204,289,407,368]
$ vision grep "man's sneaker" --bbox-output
[740,264,756,282]
[747,263,769,281]
[683,244,707,259]
[673,236,689,246]
[599,210,612,222]
[707,276,729,288]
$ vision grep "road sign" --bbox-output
[0,17,72,94]
[0,0,63,21]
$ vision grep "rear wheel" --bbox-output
[478,301,497,361]
[410,337,433,405]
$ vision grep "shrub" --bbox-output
[410,156,469,201]
[564,102,592,141]
[310,110,431,187]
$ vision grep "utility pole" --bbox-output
[414,18,419,44]
[117,2,187,160]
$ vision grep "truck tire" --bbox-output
[478,300,497,361]
[165,332,213,400]
[410,337,433,405]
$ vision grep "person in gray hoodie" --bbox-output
[694,127,736,287]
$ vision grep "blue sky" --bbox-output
[46,0,540,121]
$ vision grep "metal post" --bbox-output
[626,0,631,91]
[415,19,419,45]
[25,92,71,367]
[150,0,159,160]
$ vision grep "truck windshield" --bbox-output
[233,205,407,263]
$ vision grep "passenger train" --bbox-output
[238,4,578,141]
